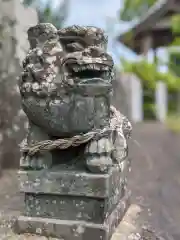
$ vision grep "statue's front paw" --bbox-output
[20,153,52,170]
[86,155,113,173]
[85,137,114,173]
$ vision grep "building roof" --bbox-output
[117,0,180,54]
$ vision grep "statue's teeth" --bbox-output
[88,66,93,70]
[72,64,109,73]
[74,67,79,72]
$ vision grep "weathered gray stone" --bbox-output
[19,160,130,224]
[24,185,125,223]
[18,161,129,198]
[15,23,132,240]
[15,191,130,240]
[18,23,132,172]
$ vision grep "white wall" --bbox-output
[120,73,168,122]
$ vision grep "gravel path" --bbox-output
[129,123,180,240]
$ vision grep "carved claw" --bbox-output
[20,153,52,170]
[19,122,52,170]
[85,136,114,173]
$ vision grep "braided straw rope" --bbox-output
[21,106,131,156]
[21,129,109,156]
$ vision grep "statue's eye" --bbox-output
[66,42,84,52]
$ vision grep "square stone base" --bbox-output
[15,161,131,239]
[14,191,130,240]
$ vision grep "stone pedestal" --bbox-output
[14,159,130,240]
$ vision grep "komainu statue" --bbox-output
[19,23,131,173]
[15,23,132,240]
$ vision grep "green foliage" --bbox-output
[120,57,180,90]
[169,51,180,77]
[165,114,180,133]
[143,102,156,120]
[119,1,180,91]
[119,0,180,116]
[23,0,69,28]
[171,14,180,34]
[168,89,179,114]
[119,0,156,21]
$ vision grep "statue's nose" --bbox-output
[82,47,104,57]
[83,47,112,61]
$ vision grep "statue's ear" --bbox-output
[27,23,57,49]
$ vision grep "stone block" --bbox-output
[18,162,129,198]
[15,191,130,240]
[18,161,129,223]
[24,181,125,223]
[15,160,131,239]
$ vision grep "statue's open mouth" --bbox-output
[70,64,110,80]
[65,59,113,84]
